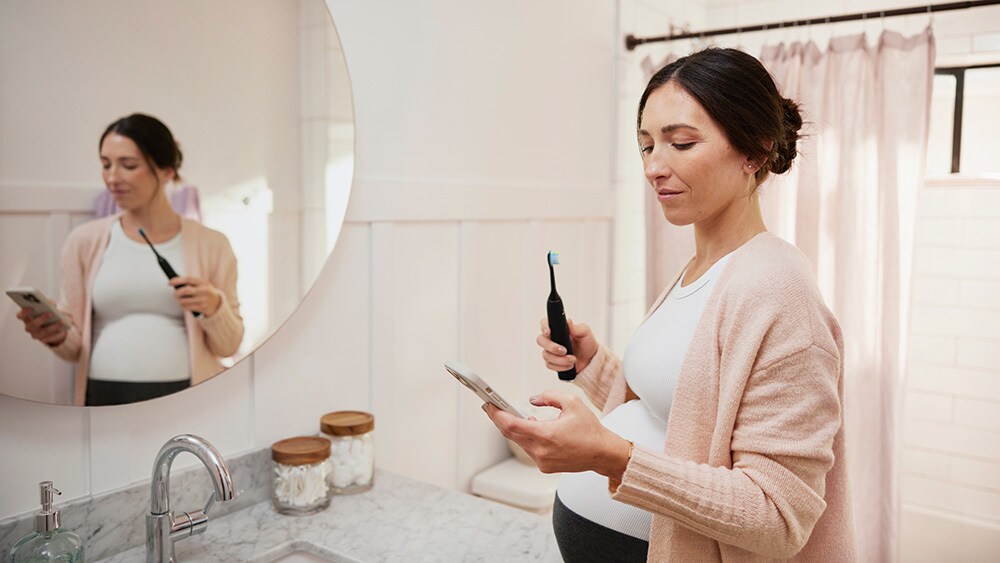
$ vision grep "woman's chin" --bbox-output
[659,207,694,227]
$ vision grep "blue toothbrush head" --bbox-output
[548,251,560,266]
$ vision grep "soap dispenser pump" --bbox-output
[9,481,85,563]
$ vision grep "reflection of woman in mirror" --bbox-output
[15,114,244,406]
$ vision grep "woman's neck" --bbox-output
[121,195,181,243]
[687,193,766,282]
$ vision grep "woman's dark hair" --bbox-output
[100,113,183,181]
[637,48,802,180]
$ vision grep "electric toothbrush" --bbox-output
[138,228,202,318]
[547,251,576,381]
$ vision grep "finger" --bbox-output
[487,403,538,437]
[542,352,575,372]
[170,276,199,288]
[41,327,67,345]
[538,317,550,336]
[27,312,52,331]
[535,333,566,356]
[537,333,567,355]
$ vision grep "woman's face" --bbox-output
[100,133,173,211]
[638,81,756,228]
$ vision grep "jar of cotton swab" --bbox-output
[320,411,375,494]
[271,436,332,515]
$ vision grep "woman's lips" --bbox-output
[656,189,681,202]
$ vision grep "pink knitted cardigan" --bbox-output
[51,215,244,406]
[575,232,857,561]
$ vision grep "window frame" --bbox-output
[933,63,1000,174]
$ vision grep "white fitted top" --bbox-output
[89,220,190,382]
[556,253,731,540]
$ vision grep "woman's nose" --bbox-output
[105,166,119,183]
[644,148,671,183]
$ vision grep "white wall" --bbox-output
[0,0,616,518]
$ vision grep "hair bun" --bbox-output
[771,97,803,174]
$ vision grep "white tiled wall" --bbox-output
[901,178,1000,561]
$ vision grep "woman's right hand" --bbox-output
[537,317,599,374]
[16,307,69,347]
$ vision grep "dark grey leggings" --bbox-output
[86,378,190,406]
[552,493,649,563]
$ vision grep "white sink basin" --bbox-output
[270,551,334,563]
[263,541,359,563]
[271,551,331,563]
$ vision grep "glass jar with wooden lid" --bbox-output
[271,435,332,515]
[320,411,375,494]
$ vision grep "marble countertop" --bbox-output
[96,470,560,562]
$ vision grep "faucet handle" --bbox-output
[168,509,209,540]
[202,492,217,517]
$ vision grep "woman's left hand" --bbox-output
[483,390,631,478]
[169,276,221,316]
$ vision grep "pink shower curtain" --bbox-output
[644,28,935,562]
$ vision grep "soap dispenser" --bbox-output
[9,481,84,563]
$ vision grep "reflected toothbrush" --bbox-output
[138,228,202,318]
[547,251,575,381]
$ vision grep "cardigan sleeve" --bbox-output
[572,344,628,414]
[197,239,243,358]
[610,344,841,558]
[49,230,89,363]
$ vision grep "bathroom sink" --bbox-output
[270,551,334,563]
[262,541,359,563]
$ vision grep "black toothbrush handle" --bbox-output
[140,229,202,318]
[547,298,576,381]
[157,258,203,318]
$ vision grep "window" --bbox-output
[928,65,1000,176]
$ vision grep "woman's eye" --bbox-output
[124,165,138,171]
[639,145,653,155]
[672,142,694,150]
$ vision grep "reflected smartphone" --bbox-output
[444,359,524,418]
[6,287,70,327]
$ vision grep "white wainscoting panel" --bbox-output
[252,223,372,448]
[370,222,461,489]
[88,358,255,491]
[0,396,90,514]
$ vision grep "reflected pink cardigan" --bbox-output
[51,215,244,406]
[576,233,857,561]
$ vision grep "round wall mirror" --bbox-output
[0,0,353,405]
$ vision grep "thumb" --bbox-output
[567,318,589,337]
[528,390,571,410]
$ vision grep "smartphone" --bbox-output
[444,359,524,418]
[6,287,70,327]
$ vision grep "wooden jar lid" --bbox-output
[320,411,375,436]
[271,436,331,465]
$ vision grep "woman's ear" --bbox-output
[160,167,176,184]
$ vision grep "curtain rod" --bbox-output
[625,0,1000,51]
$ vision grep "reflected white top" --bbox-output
[89,220,190,382]
[556,253,731,540]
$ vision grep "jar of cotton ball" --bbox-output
[271,436,332,515]
[320,411,375,494]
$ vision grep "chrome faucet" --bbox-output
[146,434,235,563]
